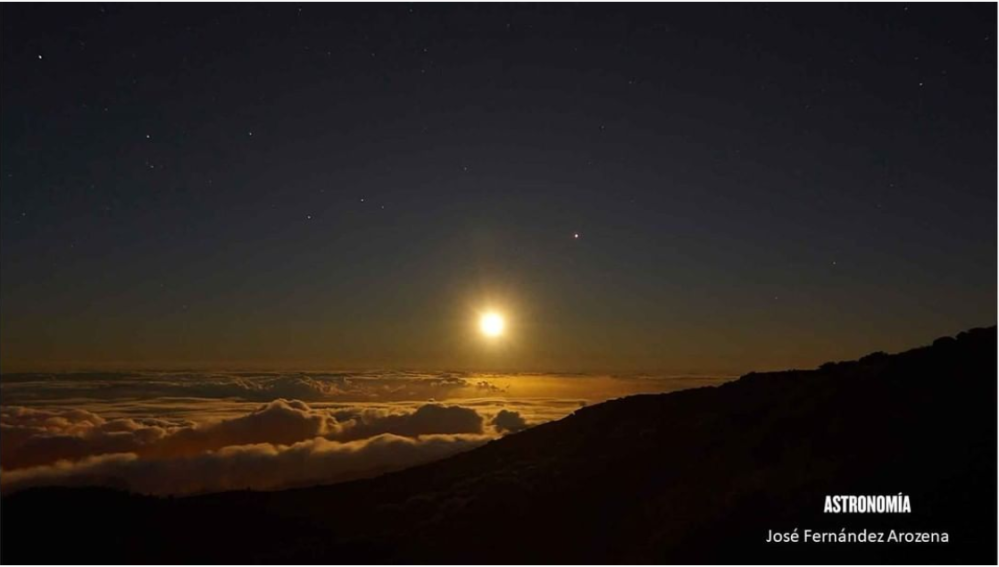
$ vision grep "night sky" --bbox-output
[2,3,995,374]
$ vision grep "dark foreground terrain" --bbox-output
[2,327,996,564]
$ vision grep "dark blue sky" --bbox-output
[2,3,995,373]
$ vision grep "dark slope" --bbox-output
[3,327,996,564]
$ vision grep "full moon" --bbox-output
[479,312,505,337]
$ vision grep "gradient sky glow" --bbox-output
[1,4,995,373]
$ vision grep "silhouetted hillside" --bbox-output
[2,327,996,564]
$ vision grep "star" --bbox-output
[573,233,580,239]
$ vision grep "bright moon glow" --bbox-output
[480,312,505,337]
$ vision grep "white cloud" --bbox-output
[0,433,490,495]
[491,409,529,434]
[1,400,486,474]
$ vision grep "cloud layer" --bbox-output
[0,371,491,405]
[0,370,728,494]
[0,400,525,495]
[1,433,489,495]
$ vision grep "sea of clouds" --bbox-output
[0,371,729,495]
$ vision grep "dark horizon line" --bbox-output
[3,324,993,379]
